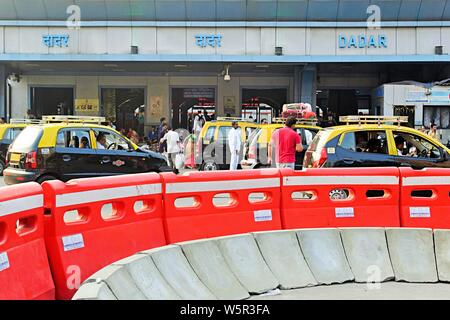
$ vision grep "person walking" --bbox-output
[193,110,205,135]
[227,121,241,170]
[268,116,302,169]
[160,126,181,174]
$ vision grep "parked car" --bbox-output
[4,116,171,185]
[241,119,322,170]
[196,117,260,171]
[303,116,450,169]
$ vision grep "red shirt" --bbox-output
[271,127,301,163]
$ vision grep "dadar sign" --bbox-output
[338,34,387,49]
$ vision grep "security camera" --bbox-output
[8,73,20,83]
[223,65,231,81]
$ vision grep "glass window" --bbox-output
[423,106,450,129]
[218,126,232,142]
[303,129,319,145]
[94,129,131,151]
[10,127,43,153]
[340,131,388,154]
[393,131,441,159]
[56,129,91,149]
[340,132,356,151]
[204,126,215,142]
[5,128,23,141]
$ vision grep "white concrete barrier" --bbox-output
[340,228,394,283]
[386,228,438,283]
[72,281,117,300]
[296,228,354,284]
[112,254,181,300]
[86,265,146,300]
[180,239,250,300]
[433,229,450,282]
[216,234,279,294]
[74,227,450,300]
[143,245,216,300]
[253,230,317,289]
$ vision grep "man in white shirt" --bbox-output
[160,126,181,173]
[96,132,107,149]
[193,110,205,135]
[227,121,241,170]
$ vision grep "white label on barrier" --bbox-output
[0,252,10,272]
[62,234,85,252]
[254,210,272,222]
[335,207,354,218]
[410,207,431,218]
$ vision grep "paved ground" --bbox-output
[0,176,4,187]
[249,282,450,300]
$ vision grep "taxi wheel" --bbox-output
[201,160,218,171]
[36,175,57,184]
[0,160,4,176]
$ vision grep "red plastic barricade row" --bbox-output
[161,169,282,243]
[42,173,167,300]
[0,183,55,300]
[399,167,450,228]
[280,167,401,228]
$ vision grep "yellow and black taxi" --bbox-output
[4,116,170,185]
[196,117,260,170]
[241,118,322,170]
[303,116,450,169]
[0,119,42,175]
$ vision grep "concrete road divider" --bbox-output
[386,228,438,283]
[340,228,394,282]
[216,234,279,294]
[252,230,317,289]
[72,281,117,300]
[86,264,146,300]
[112,254,180,300]
[180,239,250,300]
[433,229,450,282]
[296,228,354,284]
[73,227,450,300]
[144,245,216,300]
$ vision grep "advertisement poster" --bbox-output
[150,96,163,120]
[74,99,99,115]
[224,96,236,116]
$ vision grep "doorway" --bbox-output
[101,88,145,135]
[30,87,74,118]
[241,88,288,123]
[171,87,216,131]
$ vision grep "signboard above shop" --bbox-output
[338,34,387,49]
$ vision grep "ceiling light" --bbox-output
[24,63,40,67]
[224,65,231,81]
[104,64,119,67]
[255,65,269,68]
[174,64,188,68]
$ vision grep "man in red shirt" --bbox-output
[268,116,303,169]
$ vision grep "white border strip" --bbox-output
[283,175,399,186]
[0,194,43,217]
[403,176,450,186]
[56,183,162,208]
[165,178,280,194]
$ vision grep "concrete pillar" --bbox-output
[0,65,6,118]
[297,64,317,106]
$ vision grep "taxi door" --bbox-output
[93,129,146,176]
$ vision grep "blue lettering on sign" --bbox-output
[195,34,222,48]
[43,34,69,47]
[338,34,387,48]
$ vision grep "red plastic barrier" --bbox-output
[400,167,450,228]
[42,173,167,300]
[161,169,282,243]
[0,183,55,300]
[280,167,401,228]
